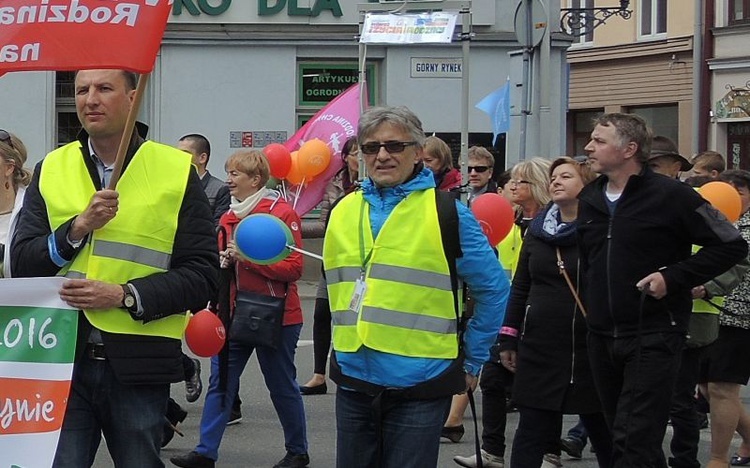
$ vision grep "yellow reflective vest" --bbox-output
[497,223,523,280]
[39,140,192,339]
[324,189,460,359]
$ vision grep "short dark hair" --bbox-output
[341,136,358,161]
[593,113,652,164]
[496,169,512,188]
[74,70,137,90]
[718,169,750,191]
[179,133,212,163]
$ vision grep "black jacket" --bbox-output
[11,124,219,384]
[500,232,601,414]
[577,167,747,337]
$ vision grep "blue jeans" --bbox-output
[335,388,451,468]
[567,417,589,445]
[195,324,307,460]
[53,358,169,468]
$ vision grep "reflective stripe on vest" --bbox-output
[39,140,192,339]
[691,244,722,316]
[323,189,459,359]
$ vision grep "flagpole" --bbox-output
[108,73,150,190]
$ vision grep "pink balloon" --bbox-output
[471,193,515,245]
[185,309,226,357]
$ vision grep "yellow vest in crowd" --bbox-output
[324,188,460,359]
[39,140,191,339]
[497,223,523,280]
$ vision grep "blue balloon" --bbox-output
[234,214,292,265]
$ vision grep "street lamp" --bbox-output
[560,0,632,37]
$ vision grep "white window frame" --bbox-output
[567,0,595,47]
[638,0,667,40]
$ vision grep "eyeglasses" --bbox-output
[360,141,417,155]
[509,180,531,187]
[468,166,490,173]
[0,130,13,150]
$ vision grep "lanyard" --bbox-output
[358,197,374,278]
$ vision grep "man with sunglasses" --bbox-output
[466,146,497,204]
[322,106,509,468]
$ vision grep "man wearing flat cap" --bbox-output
[648,135,693,178]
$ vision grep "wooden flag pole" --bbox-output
[107,72,150,190]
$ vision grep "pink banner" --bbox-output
[283,83,364,216]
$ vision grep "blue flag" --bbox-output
[475,79,511,141]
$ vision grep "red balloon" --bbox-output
[264,143,292,179]
[185,309,226,357]
[471,193,515,246]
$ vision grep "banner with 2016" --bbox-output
[0,277,77,468]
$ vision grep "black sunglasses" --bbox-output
[468,166,490,173]
[0,130,13,150]
[360,141,417,155]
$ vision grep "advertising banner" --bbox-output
[360,12,458,44]
[0,277,78,468]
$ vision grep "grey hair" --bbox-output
[357,106,426,149]
[593,113,653,164]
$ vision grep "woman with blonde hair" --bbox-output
[172,149,310,468]
[0,130,32,277]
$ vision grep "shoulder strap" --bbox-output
[556,246,587,318]
[435,190,463,322]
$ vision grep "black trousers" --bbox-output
[668,346,703,468]
[511,407,613,468]
[312,297,332,375]
[479,359,511,456]
[588,332,684,468]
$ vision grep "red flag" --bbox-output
[0,0,172,75]
[284,83,365,216]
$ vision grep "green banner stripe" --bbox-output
[0,306,77,364]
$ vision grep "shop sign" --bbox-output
[410,58,462,78]
[172,0,343,17]
[299,64,375,106]
[716,86,750,119]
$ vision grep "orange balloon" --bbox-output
[699,181,742,222]
[185,309,226,357]
[285,151,306,186]
[297,139,332,179]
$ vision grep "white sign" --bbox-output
[360,12,458,44]
[411,58,463,78]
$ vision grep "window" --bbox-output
[55,72,81,147]
[569,110,602,156]
[568,0,595,45]
[729,0,750,25]
[628,105,678,143]
[639,0,667,38]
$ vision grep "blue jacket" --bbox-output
[335,168,509,388]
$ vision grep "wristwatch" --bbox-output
[121,284,141,318]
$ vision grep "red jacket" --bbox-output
[219,195,304,326]
[438,168,462,191]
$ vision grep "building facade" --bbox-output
[0,0,572,175]
[566,0,696,157]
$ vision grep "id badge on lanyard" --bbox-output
[350,199,371,314]
[348,271,367,314]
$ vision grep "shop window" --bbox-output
[730,0,750,25]
[639,0,667,39]
[568,0,594,45]
[628,105,678,143]
[55,72,81,146]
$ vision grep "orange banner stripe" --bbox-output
[0,378,70,435]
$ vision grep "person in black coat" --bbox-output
[499,157,612,467]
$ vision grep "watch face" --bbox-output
[124,295,136,308]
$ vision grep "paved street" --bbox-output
[92,280,747,467]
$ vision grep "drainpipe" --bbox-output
[692,0,703,155]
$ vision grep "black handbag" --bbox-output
[229,288,286,349]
